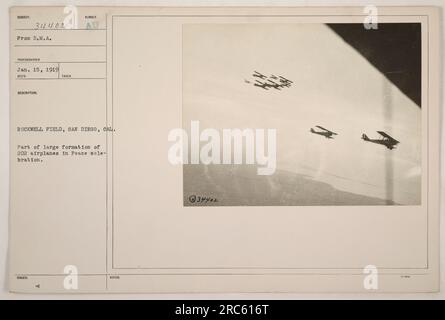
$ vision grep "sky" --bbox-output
[183,23,421,205]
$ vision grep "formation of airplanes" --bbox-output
[247,71,293,90]
[246,73,400,150]
[310,126,400,150]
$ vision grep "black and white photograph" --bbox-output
[183,23,422,206]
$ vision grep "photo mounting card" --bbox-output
[9,6,441,293]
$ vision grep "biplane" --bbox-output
[310,126,338,139]
[266,80,282,90]
[362,131,400,150]
[279,76,293,85]
[253,71,267,80]
[254,80,270,90]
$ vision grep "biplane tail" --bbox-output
[362,134,369,141]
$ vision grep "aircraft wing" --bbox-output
[377,131,399,144]
[316,125,337,134]
[255,80,268,85]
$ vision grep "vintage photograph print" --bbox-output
[182,23,421,206]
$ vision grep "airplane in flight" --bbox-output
[266,80,282,90]
[310,126,338,139]
[249,71,293,91]
[254,80,270,90]
[362,131,400,150]
[253,71,267,80]
[279,76,293,86]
